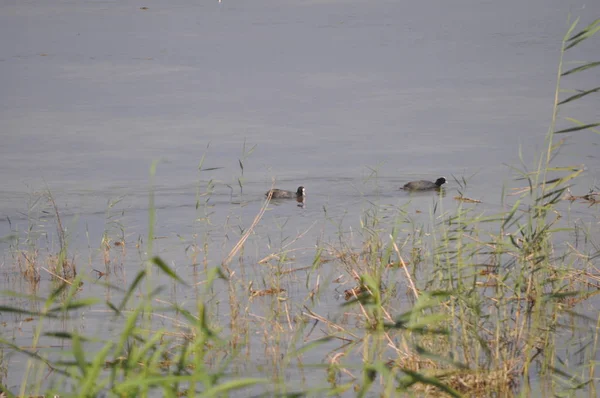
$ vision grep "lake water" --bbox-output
[1,0,599,394]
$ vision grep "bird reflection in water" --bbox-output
[296,196,305,208]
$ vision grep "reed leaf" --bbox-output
[0,339,69,377]
[151,255,188,286]
[0,305,57,318]
[397,369,462,397]
[555,122,600,134]
[557,86,600,105]
[502,200,521,230]
[295,336,335,356]
[80,342,113,395]
[561,61,600,76]
[117,269,146,312]
[43,331,89,340]
[565,18,600,50]
[48,297,101,313]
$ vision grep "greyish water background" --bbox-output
[1,0,599,394]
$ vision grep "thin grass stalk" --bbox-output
[18,283,69,397]
[590,312,600,397]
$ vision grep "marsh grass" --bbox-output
[16,249,40,286]
[1,16,600,398]
[8,189,80,290]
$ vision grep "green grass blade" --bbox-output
[557,86,600,105]
[80,342,113,396]
[72,332,88,377]
[0,305,57,318]
[555,122,600,134]
[502,199,521,230]
[397,369,462,397]
[561,61,600,76]
[200,378,268,397]
[114,305,144,359]
[565,18,600,49]
[118,269,147,312]
[0,338,70,377]
[295,336,335,356]
[48,297,101,313]
[115,375,267,395]
[151,256,188,286]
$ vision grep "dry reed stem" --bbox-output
[392,238,418,300]
[284,301,293,331]
[328,352,357,380]
[258,246,314,265]
[302,306,360,339]
[453,195,482,203]
[102,235,111,267]
[308,274,320,300]
[221,185,273,273]
[249,287,286,298]
[258,221,318,265]
[90,308,194,331]
[41,266,74,285]
[280,264,314,275]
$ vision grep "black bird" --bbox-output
[402,177,446,191]
[266,186,306,199]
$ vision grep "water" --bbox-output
[1,0,599,394]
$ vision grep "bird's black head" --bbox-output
[435,177,447,187]
[297,186,306,196]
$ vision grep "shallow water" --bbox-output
[1,0,600,394]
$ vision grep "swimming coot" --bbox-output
[402,177,447,191]
[266,186,306,199]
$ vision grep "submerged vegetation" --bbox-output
[1,18,600,398]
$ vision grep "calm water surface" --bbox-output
[1,0,599,394]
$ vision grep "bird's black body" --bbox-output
[402,177,446,191]
[266,186,306,199]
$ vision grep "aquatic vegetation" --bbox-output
[0,17,599,398]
